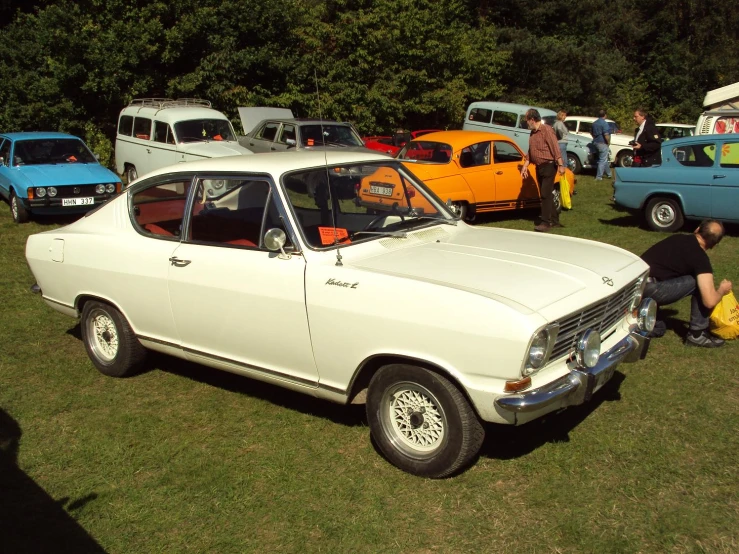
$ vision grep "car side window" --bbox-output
[187,178,284,249]
[493,141,523,163]
[0,139,10,166]
[459,141,491,168]
[492,110,518,128]
[153,121,175,145]
[118,116,134,136]
[672,144,716,167]
[468,108,492,123]
[719,142,739,168]
[564,121,577,132]
[579,122,593,135]
[256,123,279,141]
[133,117,152,140]
[131,178,194,238]
[278,124,296,145]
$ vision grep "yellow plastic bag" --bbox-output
[559,174,572,210]
[709,291,739,339]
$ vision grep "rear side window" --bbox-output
[493,141,523,163]
[133,117,152,140]
[579,122,593,135]
[257,123,279,141]
[459,141,491,168]
[672,144,716,167]
[719,142,739,168]
[492,110,518,128]
[564,121,577,132]
[468,108,492,123]
[118,115,134,136]
[131,179,193,238]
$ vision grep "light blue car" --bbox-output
[613,134,739,232]
[0,132,122,223]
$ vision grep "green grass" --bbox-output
[1,176,738,553]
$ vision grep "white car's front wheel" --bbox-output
[367,364,484,478]
[81,301,147,377]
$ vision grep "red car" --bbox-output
[363,129,442,156]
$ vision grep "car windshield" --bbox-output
[299,125,364,147]
[281,162,454,249]
[397,141,453,163]
[173,119,236,143]
[12,138,97,166]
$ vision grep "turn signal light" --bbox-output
[504,377,532,393]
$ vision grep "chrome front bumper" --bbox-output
[495,331,649,418]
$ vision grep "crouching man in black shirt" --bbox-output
[641,220,733,347]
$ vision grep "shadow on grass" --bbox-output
[479,371,625,460]
[150,352,368,428]
[0,408,107,554]
[470,208,538,226]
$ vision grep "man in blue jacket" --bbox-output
[591,109,612,180]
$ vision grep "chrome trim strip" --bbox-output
[41,296,75,309]
[136,334,345,395]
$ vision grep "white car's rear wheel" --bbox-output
[367,364,484,478]
[81,301,146,377]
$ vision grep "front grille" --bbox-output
[550,278,641,362]
[49,185,107,198]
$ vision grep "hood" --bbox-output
[351,226,644,314]
[17,163,120,187]
[183,142,252,158]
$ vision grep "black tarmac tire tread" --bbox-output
[367,364,485,478]
[10,191,30,223]
[81,300,147,378]
[645,196,684,233]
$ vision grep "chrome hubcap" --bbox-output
[11,197,18,219]
[89,309,119,362]
[383,383,446,457]
[653,204,675,226]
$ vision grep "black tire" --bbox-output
[616,150,634,168]
[645,196,684,232]
[126,165,138,185]
[80,300,147,377]
[553,187,562,214]
[566,153,582,174]
[366,364,485,478]
[10,191,30,223]
[451,201,468,221]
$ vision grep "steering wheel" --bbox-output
[361,204,405,231]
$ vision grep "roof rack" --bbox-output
[128,98,213,109]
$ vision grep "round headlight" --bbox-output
[524,330,549,375]
[36,187,46,198]
[106,183,115,193]
[637,298,657,332]
[95,184,105,194]
[47,187,57,197]
[576,329,601,369]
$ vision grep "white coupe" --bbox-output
[25,151,656,477]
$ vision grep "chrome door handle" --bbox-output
[496,171,504,175]
[169,257,191,267]
[713,174,726,179]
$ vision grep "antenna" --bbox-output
[314,68,343,266]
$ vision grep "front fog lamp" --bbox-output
[95,184,106,194]
[106,183,115,193]
[576,329,601,369]
[524,330,549,375]
[36,187,47,198]
[637,298,657,332]
[48,187,57,197]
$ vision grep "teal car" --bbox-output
[0,132,122,223]
[613,134,739,232]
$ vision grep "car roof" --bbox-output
[1,132,78,141]
[119,106,230,123]
[408,130,518,148]
[467,101,557,117]
[660,134,730,147]
[141,150,393,180]
[566,116,617,124]
[259,119,353,126]
[656,123,695,128]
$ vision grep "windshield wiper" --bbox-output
[352,230,408,239]
[405,214,458,226]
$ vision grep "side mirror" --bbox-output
[264,228,291,259]
[285,138,296,147]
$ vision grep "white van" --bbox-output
[463,101,595,173]
[696,82,739,136]
[115,98,251,183]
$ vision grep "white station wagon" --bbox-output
[25,151,656,477]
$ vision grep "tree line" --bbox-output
[1,0,737,167]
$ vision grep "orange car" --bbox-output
[397,131,575,220]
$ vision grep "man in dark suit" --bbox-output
[632,108,662,166]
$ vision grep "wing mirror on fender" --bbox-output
[264,228,291,260]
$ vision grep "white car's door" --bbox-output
[166,176,318,384]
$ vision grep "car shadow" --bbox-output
[478,371,625,460]
[0,407,107,553]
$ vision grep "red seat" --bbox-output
[144,223,174,236]
[225,239,256,247]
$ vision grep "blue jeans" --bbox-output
[559,143,567,167]
[595,142,611,178]
[644,275,710,331]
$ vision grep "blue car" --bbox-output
[613,134,739,232]
[0,132,122,223]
